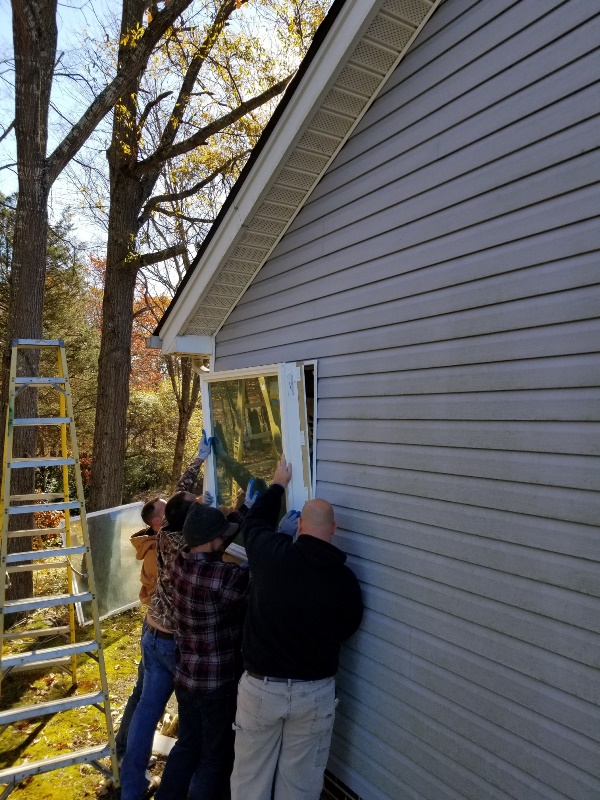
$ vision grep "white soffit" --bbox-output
[160,0,439,352]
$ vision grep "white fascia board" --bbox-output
[201,363,281,381]
[161,335,214,356]
[158,0,380,349]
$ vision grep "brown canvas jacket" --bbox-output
[130,527,158,606]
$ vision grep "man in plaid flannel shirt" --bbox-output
[156,499,252,800]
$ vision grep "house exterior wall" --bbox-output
[213,0,600,797]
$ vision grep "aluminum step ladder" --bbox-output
[0,340,119,796]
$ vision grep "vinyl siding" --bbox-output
[214,0,600,797]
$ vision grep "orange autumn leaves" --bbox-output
[88,256,170,392]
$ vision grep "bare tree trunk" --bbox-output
[1,0,57,604]
[170,412,190,493]
[88,0,146,512]
[168,356,200,491]
[88,244,138,512]
[88,147,145,510]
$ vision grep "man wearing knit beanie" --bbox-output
[156,497,253,800]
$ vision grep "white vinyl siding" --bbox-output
[214,0,600,797]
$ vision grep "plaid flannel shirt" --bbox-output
[176,457,204,494]
[146,456,203,631]
[172,550,250,693]
[147,452,249,633]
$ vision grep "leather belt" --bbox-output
[147,623,175,640]
[247,671,307,684]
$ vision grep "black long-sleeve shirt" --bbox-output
[242,484,363,680]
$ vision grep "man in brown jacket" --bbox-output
[132,499,164,604]
[115,498,164,760]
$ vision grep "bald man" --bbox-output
[230,457,363,800]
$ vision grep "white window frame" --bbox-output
[200,362,313,523]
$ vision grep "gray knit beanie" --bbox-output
[182,501,238,547]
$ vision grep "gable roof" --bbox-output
[153,0,442,355]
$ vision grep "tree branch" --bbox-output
[155,0,243,159]
[45,0,196,186]
[152,209,213,224]
[0,120,14,144]
[132,245,187,269]
[137,0,243,202]
[133,74,292,175]
[165,355,181,404]
[138,91,173,136]
[138,153,244,225]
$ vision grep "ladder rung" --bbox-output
[13,376,66,385]
[10,493,65,501]
[3,626,70,641]
[0,744,110,786]
[12,418,71,426]
[0,691,106,725]
[2,656,71,674]
[7,561,69,574]
[3,592,91,614]
[12,339,65,348]
[1,640,99,670]
[6,546,85,563]
[8,501,80,515]
[6,527,65,539]
[10,457,76,468]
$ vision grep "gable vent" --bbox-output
[185,0,437,338]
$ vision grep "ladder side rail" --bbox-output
[57,348,78,685]
[58,346,119,784]
[0,346,19,679]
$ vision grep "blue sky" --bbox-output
[0,0,122,246]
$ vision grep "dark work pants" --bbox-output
[155,682,237,800]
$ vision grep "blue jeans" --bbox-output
[156,682,237,800]
[230,672,336,800]
[120,627,175,800]
[115,621,147,761]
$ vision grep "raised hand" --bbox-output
[197,429,212,461]
[278,510,300,537]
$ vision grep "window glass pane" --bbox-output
[209,374,283,512]
[70,503,144,623]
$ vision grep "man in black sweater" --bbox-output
[230,457,363,800]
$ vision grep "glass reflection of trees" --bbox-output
[210,375,282,509]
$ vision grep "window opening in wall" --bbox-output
[201,363,313,552]
[302,363,315,494]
